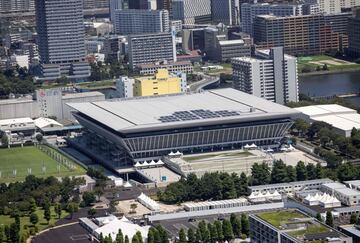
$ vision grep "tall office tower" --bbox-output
[157,0,172,11]
[129,0,148,9]
[128,32,176,70]
[241,3,303,34]
[0,0,34,13]
[114,9,169,34]
[35,0,90,82]
[304,0,360,14]
[253,14,350,56]
[348,8,360,58]
[232,47,298,105]
[110,0,128,21]
[211,0,240,25]
[172,0,212,24]
[83,0,109,9]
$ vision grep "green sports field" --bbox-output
[0,146,85,183]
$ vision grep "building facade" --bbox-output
[0,0,34,13]
[172,0,211,24]
[348,8,360,57]
[134,69,185,96]
[253,14,347,56]
[35,0,90,82]
[136,60,193,75]
[113,9,169,35]
[128,32,176,70]
[232,47,298,105]
[116,77,135,98]
[211,0,240,26]
[304,0,360,14]
[241,3,303,34]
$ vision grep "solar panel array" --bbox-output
[158,109,241,123]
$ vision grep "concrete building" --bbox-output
[134,69,185,96]
[68,88,299,162]
[113,9,169,35]
[241,3,303,34]
[35,0,90,82]
[110,0,126,21]
[348,8,360,58]
[248,179,334,194]
[184,198,248,211]
[211,0,240,26]
[204,27,251,62]
[0,117,35,136]
[294,104,360,137]
[232,47,298,105]
[128,32,176,70]
[10,55,29,69]
[172,0,211,24]
[304,0,360,14]
[250,209,352,243]
[0,89,105,121]
[116,76,135,98]
[253,13,350,56]
[136,60,193,75]
[0,0,34,13]
[321,182,360,206]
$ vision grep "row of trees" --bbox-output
[0,67,34,98]
[178,214,249,243]
[159,158,360,204]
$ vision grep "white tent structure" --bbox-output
[244,144,251,149]
[304,193,341,208]
[123,181,132,188]
[93,215,150,242]
[248,190,282,202]
[157,159,164,165]
[137,193,160,211]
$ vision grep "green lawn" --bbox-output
[297,55,360,73]
[0,207,68,241]
[288,224,329,238]
[257,210,306,228]
[0,146,85,183]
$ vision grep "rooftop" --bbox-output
[68,88,299,133]
[0,117,34,126]
[62,91,104,100]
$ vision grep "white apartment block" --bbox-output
[304,0,360,14]
[232,47,298,105]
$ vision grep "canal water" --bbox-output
[299,72,360,105]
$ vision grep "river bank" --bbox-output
[299,66,360,77]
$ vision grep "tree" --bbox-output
[1,134,8,147]
[322,64,329,71]
[316,213,323,222]
[251,162,271,185]
[222,219,234,241]
[82,191,96,206]
[337,162,358,182]
[271,160,288,183]
[125,235,129,243]
[214,220,223,241]
[241,214,250,236]
[195,228,201,243]
[136,231,143,243]
[132,236,139,243]
[293,119,310,137]
[296,161,308,181]
[178,228,187,243]
[230,213,242,237]
[350,213,358,224]
[208,223,218,243]
[221,175,237,199]
[130,203,137,214]
[55,203,62,219]
[4,226,10,242]
[35,133,43,143]
[9,223,20,243]
[237,172,249,196]
[88,208,97,218]
[67,203,74,219]
[116,229,124,243]
[315,163,324,179]
[0,226,3,243]
[325,211,334,227]
[29,198,37,214]
[187,228,195,243]
[44,203,51,223]
[14,213,21,231]
[30,213,38,226]
[306,163,317,180]
[147,230,154,243]
[286,165,296,182]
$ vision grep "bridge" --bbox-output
[189,73,220,92]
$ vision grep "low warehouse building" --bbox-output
[184,198,248,212]
[294,104,360,137]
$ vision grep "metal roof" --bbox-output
[68,88,299,133]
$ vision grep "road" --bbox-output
[189,72,220,92]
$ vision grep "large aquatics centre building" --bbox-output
[68,88,300,163]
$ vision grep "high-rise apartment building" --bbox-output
[348,8,360,57]
[304,0,360,14]
[211,0,240,26]
[113,9,170,35]
[83,0,109,9]
[241,3,303,34]
[35,0,90,81]
[172,0,212,24]
[232,47,298,105]
[110,0,127,21]
[0,0,34,13]
[253,14,349,55]
[128,32,176,70]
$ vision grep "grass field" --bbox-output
[0,146,85,183]
[298,55,360,73]
[0,206,68,240]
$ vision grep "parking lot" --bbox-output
[31,223,93,243]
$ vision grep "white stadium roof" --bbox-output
[68,88,299,133]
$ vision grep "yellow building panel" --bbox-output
[134,69,181,97]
